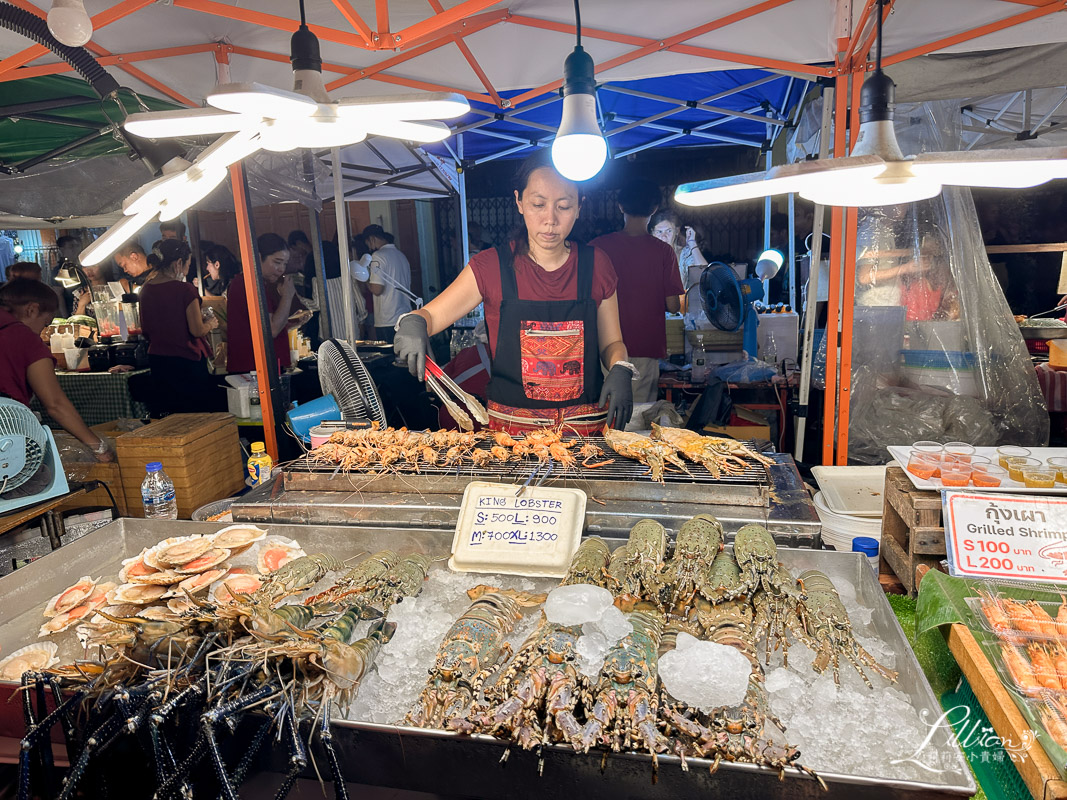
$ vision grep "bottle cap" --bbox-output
[251,442,265,453]
[146,461,162,473]
[851,536,879,556]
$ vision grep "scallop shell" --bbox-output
[167,597,197,614]
[88,583,117,608]
[175,548,230,574]
[43,576,96,618]
[129,570,186,586]
[108,583,168,605]
[256,538,306,575]
[211,573,263,605]
[143,536,202,571]
[0,642,59,681]
[39,603,97,636]
[119,550,159,583]
[212,525,267,555]
[156,536,213,567]
[170,568,229,597]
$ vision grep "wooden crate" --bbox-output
[115,413,244,519]
[881,465,945,596]
[947,623,1067,799]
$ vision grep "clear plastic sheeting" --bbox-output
[845,101,1048,464]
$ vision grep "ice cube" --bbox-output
[659,634,751,711]
[575,631,611,678]
[593,605,634,644]
[544,585,614,626]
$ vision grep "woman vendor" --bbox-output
[227,233,306,374]
[394,151,635,432]
[0,279,112,460]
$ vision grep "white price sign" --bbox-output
[450,481,586,578]
[944,490,1067,584]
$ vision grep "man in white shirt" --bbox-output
[362,224,412,342]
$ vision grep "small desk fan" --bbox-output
[287,339,387,441]
[0,399,69,515]
[699,251,783,357]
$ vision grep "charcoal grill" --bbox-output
[234,436,821,546]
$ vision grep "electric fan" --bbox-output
[287,339,387,441]
[700,251,783,358]
[0,399,69,514]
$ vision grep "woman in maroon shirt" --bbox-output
[139,240,221,413]
[227,233,304,375]
[394,150,635,433]
[0,279,111,459]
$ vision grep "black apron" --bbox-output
[486,243,602,409]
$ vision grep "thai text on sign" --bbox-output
[944,490,1067,584]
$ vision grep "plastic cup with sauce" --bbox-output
[940,456,972,487]
[972,464,1007,488]
[944,442,976,463]
[1047,456,1067,485]
[907,451,940,481]
[997,445,1031,469]
[1007,456,1041,482]
[1023,469,1057,489]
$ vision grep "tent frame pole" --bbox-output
[229,160,282,461]
[332,146,354,343]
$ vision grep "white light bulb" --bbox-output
[755,250,784,280]
[47,0,92,47]
[79,213,155,267]
[207,83,318,118]
[124,108,247,139]
[552,93,606,182]
[799,159,941,207]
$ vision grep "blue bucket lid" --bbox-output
[852,536,879,555]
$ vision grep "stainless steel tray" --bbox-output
[1020,324,1067,340]
[0,519,974,798]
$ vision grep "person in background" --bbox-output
[591,179,683,403]
[0,279,112,460]
[393,150,633,433]
[159,220,185,241]
[227,233,305,374]
[650,210,708,316]
[286,230,315,294]
[113,242,153,291]
[139,240,221,412]
[363,224,412,343]
[202,243,239,298]
[7,261,42,282]
[0,232,15,282]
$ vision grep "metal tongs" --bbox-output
[423,356,489,431]
[1027,301,1067,321]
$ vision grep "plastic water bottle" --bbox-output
[141,462,177,519]
[852,536,880,575]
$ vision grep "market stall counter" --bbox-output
[0,519,974,799]
[29,368,149,428]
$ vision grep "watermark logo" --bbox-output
[890,705,1036,774]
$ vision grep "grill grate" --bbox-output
[291,435,770,487]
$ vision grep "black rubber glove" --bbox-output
[393,314,430,380]
[599,364,634,431]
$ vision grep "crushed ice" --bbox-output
[659,632,749,710]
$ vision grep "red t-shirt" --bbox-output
[227,276,292,374]
[590,231,683,359]
[0,309,53,406]
[140,280,203,361]
[468,243,618,358]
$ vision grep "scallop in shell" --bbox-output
[170,568,229,597]
[212,525,267,555]
[167,597,197,614]
[143,536,203,571]
[175,548,230,574]
[256,538,306,575]
[43,576,96,618]
[119,550,158,584]
[39,603,97,636]
[155,536,213,567]
[0,642,59,681]
[108,583,168,605]
[211,572,263,605]
[128,569,185,586]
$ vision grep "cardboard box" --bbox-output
[703,406,771,441]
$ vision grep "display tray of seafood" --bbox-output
[0,519,974,800]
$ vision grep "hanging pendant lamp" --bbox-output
[82,0,469,267]
[675,0,1067,209]
[551,0,607,182]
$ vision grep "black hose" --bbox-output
[0,1,119,98]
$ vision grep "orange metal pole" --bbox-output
[174,0,371,49]
[822,67,850,466]
[834,71,865,464]
[427,0,501,105]
[393,0,501,47]
[376,0,390,35]
[230,162,280,462]
[331,0,376,46]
